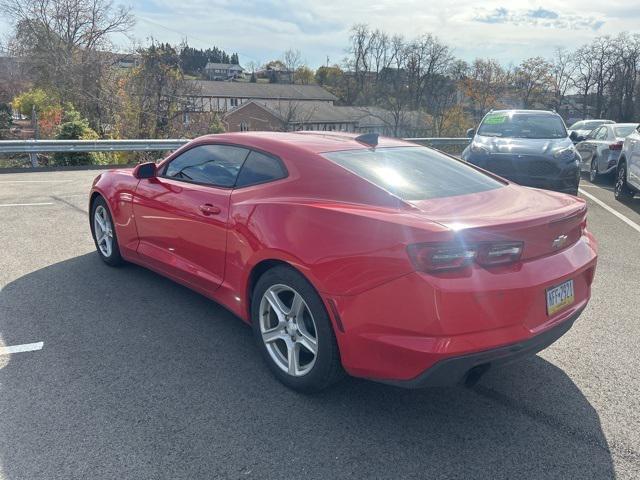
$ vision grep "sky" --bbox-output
[2,0,640,67]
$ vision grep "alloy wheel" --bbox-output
[94,205,114,257]
[259,284,318,376]
[615,165,626,197]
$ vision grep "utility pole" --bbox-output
[29,104,38,167]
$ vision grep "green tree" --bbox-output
[12,88,59,117]
[53,108,104,166]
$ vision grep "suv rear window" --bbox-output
[322,146,503,200]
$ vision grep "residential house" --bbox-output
[203,63,245,81]
[184,81,338,113]
[223,100,426,137]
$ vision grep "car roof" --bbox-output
[487,109,558,115]
[610,123,638,127]
[194,131,415,155]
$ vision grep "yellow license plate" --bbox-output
[546,279,575,316]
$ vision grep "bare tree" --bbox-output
[550,47,575,112]
[514,56,553,108]
[282,49,302,84]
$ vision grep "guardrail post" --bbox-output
[29,152,38,168]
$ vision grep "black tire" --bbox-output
[614,161,635,203]
[589,158,599,183]
[90,196,124,266]
[251,265,344,392]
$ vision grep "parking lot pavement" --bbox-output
[1,169,639,480]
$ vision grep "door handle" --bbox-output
[199,204,221,215]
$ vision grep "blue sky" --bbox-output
[3,1,640,67]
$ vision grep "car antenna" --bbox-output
[354,133,378,148]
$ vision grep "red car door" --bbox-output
[133,143,250,293]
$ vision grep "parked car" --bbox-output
[568,119,614,142]
[90,132,597,392]
[576,123,639,182]
[462,110,581,195]
[615,123,640,202]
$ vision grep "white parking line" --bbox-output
[0,341,44,355]
[579,188,640,234]
[0,202,54,207]
[0,180,72,183]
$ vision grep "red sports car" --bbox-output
[89,132,597,392]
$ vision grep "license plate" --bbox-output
[546,279,575,316]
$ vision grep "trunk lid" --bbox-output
[408,184,586,260]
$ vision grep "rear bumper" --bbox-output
[380,307,582,388]
[329,234,597,383]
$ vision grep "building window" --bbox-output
[240,121,249,132]
[230,98,239,107]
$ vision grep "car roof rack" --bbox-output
[354,133,378,148]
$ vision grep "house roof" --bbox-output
[204,63,244,71]
[188,81,338,101]
[225,101,424,129]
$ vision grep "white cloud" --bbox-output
[3,1,639,67]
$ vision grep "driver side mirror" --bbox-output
[569,131,578,142]
[133,162,157,179]
[466,128,476,138]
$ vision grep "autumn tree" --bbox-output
[514,57,553,108]
[1,0,135,131]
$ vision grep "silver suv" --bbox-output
[615,123,640,202]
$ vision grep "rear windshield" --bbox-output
[614,125,637,138]
[322,146,503,200]
[478,112,567,139]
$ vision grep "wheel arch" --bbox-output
[246,259,303,319]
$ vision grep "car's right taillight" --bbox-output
[407,241,523,273]
[476,242,523,266]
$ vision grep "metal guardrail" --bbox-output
[405,137,471,147]
[0,139,189,154]
[0,137,471,168]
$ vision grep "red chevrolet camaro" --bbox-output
[89,132,597,392]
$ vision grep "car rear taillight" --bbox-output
[407,241,523,273]
[609,142,623,151]
[476,242,523,266]
[407,243,476,272]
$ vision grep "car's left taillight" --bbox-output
[609,141,623,151]
[407,241,523,273]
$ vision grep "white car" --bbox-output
[576,123,638,182]
[615,123,640,202]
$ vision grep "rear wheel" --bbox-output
[91,196,124,266]
[589,158,599,183]
[614,161,635,203]
[251,265,343,392]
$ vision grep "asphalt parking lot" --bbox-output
[1,169,639,480]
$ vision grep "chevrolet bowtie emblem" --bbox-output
[552,234,568,249]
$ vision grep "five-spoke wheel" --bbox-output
[91,196,123,266]
[259,285,318,376]
[252,265,343,392]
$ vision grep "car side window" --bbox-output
[235,150,287,187]
[595,127,608,141]
[163,144,250,188]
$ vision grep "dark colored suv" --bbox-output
[462,110,580,195]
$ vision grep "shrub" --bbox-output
[53,108,104,166]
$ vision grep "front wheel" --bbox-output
[614,162,635,203]
[91,196,124,266]
[251,266,343,392]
